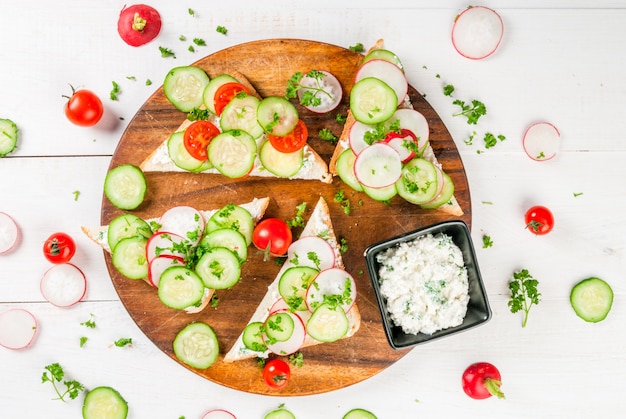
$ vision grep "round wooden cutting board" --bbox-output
[101,39,471,396]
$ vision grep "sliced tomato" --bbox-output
[183,120,220,161]
[214,82,250,116]
[267,119,308,153]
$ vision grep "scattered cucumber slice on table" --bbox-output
[173,322,219,369]
[264,408,296,419]
[343,408,378,419]
[104,164,147,210]
[82,386,128,419]
[0,118,18,157]
[570,277,613,322]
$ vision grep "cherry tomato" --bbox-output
[43,232,76,264]
[262,359,290,389]
[252,218,292,258]
[524,205,554,235]
[183,120,220,161]
[461,362,505,400]
[214,82,250,116]
[64,86,104,127]
[268,119,309,153]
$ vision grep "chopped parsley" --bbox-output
[159,46,176,58]
[287,202,307,228]
[482,235,493,248]
[41,363,84,402]
[109,81,121,101]
[349,42,364,53]
[216,25,228,35]
[113,337,133,347]
[318,128,338,144]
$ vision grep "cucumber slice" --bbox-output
[278,266,320,311]
[570,277,613,322]
[158,266,205,310]
[82,386,128,419]
[167,131,211,172]
[220,95,265,138]
[264,408,296,419]
[350,77,397,124]
[107,214,152,251]
[420,170,455,209]
[362,183,397,202]
[203,74,238,114]
[362,48,403,70]
[257,96,299,136]
[173,322,219,369]
[335,148,363,192]
[163,66,210,112]
[207,130,257,178]
[0,118,18,157]
[104,164,147,210]
[264,311,295,342]
[205,204,255,246]
[199,228,248,263]
[343,408,378,419]
[395,158,439,205]
[242,321,267,352]
[195,247,241,290]
[259,140,303,178]
[112,236,148,280]
[306,302,349,342]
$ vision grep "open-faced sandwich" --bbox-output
[224,196,360,362]
[329,39,464,216]
[82,197,270,313]
[140,68,332,183]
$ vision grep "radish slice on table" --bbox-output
[202,410,237,419]
[0,308,38,349]
[148,255,184,287]
[287,236,336,271]
[40,263,86,307]
[452,6,504,60]
[158,206,205,246]
[117,4,162,47]
[0,212,19,254]
[522,122,561,161]
[297,70,343,113]
[146,232,188,262]
[349,120,376,155]
[306,268,357,312]
[389,109,430,153]
[354,143,402,188]
[263,310,306,356]
[355,59,408,106]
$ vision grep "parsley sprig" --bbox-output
[286,70,332,108]
[41,363,84,402]
[508,269,541,328]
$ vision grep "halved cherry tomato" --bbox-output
[462,362,505,399]
[64,86,103,127]
[262,359,290,389]
[524,205,554,235]
[183,120,220,161]
[252,218,292,258]
[214,82,250,116]
[43,232,76,264]
[268,119,309,153]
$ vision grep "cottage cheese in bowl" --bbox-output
[376,233,470,335]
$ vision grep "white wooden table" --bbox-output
[1,1,625,417]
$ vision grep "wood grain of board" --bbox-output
[100,39,471,396]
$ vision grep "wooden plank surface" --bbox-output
[101,39,471,395]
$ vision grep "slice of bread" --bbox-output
[223,196,361,362]
[329,39,464,216]
[139,71,332,183]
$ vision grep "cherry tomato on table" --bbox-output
[252,218,292,258]
[214,82,250,116]
[183,120,220,161]
[263,359,291,389]
[461,362,505,400]
[268,119,309,153]
[64,86,104,127]
[524,205,554,235]
[43,232,76,264]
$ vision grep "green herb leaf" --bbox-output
[110,81,121,101]
[216,25,228,35]
[508,269,541,328]
[114,337,133,347]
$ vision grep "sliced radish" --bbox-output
[158,206,205,245]
[306,268,356,313]
[148,255,185,287]
[0,212,19,254]
[40,263,86,307]
[389,109,430,153]
[269,297,290,313]
[263,309,306,356]
[452,6,504,60]
[385,129,419,163]
[419,164,446,206]
[0,308,38,349]
[522,121,561,161]
[202,409,237,419]
[353,142,402,188]
[146,232,188,262]
[297,70,343,113]
[355,59,408,106]
[349,120,376,155]
[287,236,336,271]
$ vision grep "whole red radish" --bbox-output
[117,4,162,47]
[462,362,505,399]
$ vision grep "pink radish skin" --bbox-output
[355,59,408,106]
[158,206,205,246]
[117,4,162,47]
[419,164,446,206]
[522,122,561,161]
[297,70,343,113]
[452,6,504,60]
[306,268,357,313]
[148,255,184,287]
[287,236,336,271]
[385,129,419,163]
[146,232,188,262]
[202,409,237,419]
[0,308,38,350]
[390,109,430,153]
[40,263,87,308]
[263,309,306,356]
[353,142,402,189]
[0,212,19,254]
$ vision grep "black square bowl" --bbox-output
[364,220,491,349]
